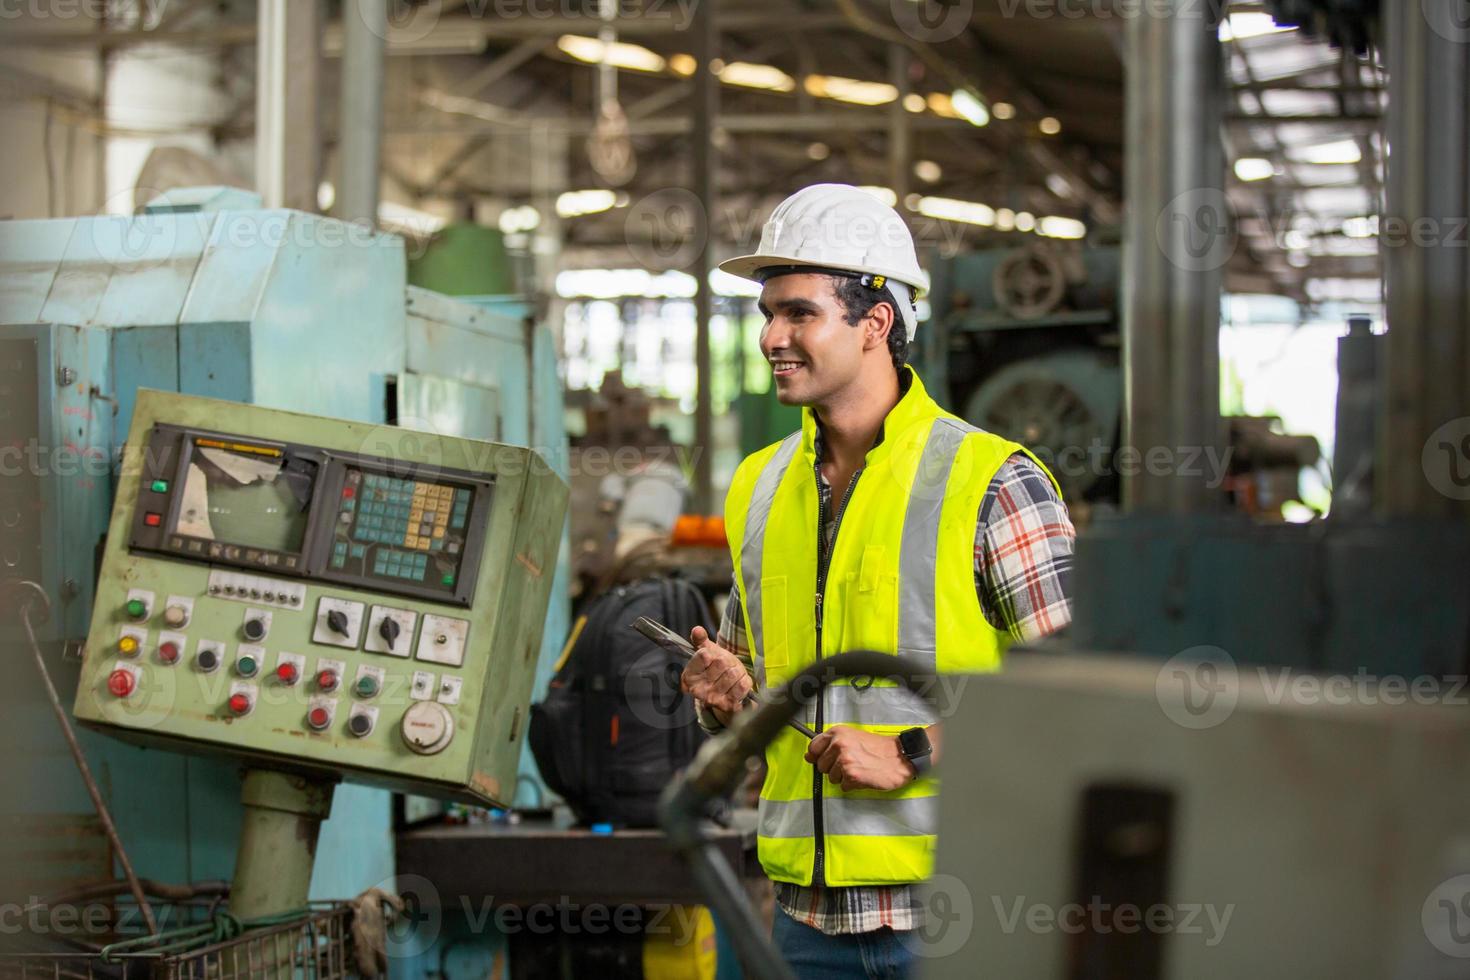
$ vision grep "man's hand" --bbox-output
[804,726,914,792]
[679,626,753,715]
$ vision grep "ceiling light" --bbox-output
[668,53,696,76]
[925,93,966,119]
[1219,12,1293,41]
[858,186,898,207]
[807,142,830,161]
[556,189,618,218]
[1284,229,1311,250]
[1039,116,1061,135]
[915,195,995,227]
[903,93,926,113]
[1038,215,1086,239]
[1341,215,1378,238]
[992,102,1015,120]
[1045,174,1073,199]
[719,61,795,92]
[914,160,942,183]
[556,35,666,74]
[1294,139,1362,165]
[1234,157,1276,181]
[1015,211,1036,232]
[1287,250,1310,268]
[995,208,1016,231]
[497,205,541,234]
[950,89,990,127]
[804,74,898,106]
[317,182,335,211]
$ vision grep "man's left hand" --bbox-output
[804,726,913,792]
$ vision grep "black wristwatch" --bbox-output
[897,727,932,778]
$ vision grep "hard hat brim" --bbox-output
[718,252,929,298]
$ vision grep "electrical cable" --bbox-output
[659,650,938,980]
[7,579,160,936]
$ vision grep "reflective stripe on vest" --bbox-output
[724,369,1060,887]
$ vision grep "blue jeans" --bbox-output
[772,905,917,980]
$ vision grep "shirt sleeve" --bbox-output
[976,453,1077,641]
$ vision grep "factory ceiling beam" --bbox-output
[830,0,1119,225]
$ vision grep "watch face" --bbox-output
[899,727,930,756]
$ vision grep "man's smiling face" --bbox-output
[758,274,868,407]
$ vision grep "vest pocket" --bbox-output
[760,576,788,670]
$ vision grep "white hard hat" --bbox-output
[720,183,930,338]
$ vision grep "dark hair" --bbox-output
[829,275,909,371]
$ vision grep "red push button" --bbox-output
[307,706,332,731]
[107,669,135,698]
[228,692,253,716]
[158,641,180,664]
[144,512,162,527]
[276,662,300,685]
[317,669,339,693]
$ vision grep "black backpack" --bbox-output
[528,577,712,827]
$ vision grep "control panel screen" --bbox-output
[131,423,495,606]
[174,439,318,555]
[328,468,474,595]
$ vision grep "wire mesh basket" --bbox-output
[0,900,357,980]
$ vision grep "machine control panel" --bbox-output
[75,391,568,806]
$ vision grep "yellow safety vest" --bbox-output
[724,369,1056,887]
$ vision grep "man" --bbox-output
[681,184,1076,978]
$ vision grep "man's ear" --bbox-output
[863,301,896,352]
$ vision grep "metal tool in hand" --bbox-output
[629,616,817,740]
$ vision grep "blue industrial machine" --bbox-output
[0,187,570,909]
[919,242,1124,507]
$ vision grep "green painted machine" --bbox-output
[73,389,567,914]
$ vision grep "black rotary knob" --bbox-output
[242,617,267,642]
[349,713,374,738]
[378,616,401,647]
[327,609,350,636]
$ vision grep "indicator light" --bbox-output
[158,641,180,664]
[125,598,147,620]
[342,486,356,499]
[144,512,162,527]
[307,706,332,731]
[150,479,169,493]
[107,669,135,698]
[163,604,188,628]
[276,662,300,685]
[228,692,253,716]
[317,669,340,693]
[118,635,140,657]
[441,573,455,586]
[355,675,380,698]
[237,655,258,677]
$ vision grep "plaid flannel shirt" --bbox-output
[708,450,1075,935]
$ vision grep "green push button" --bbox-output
[124,598,147,620]
[237,655,259,678]
[150,479,169,493]
[441,573,455,586]
[356,675,380,698]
